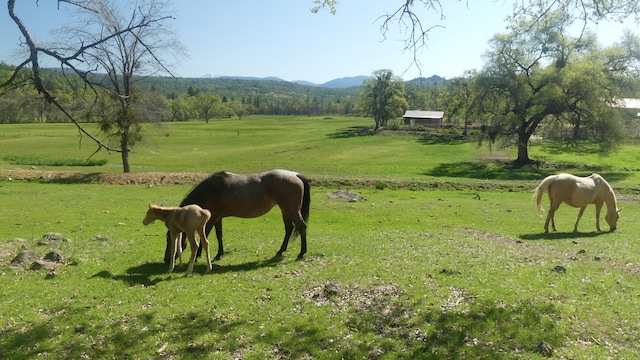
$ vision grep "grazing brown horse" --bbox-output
[164,169,310,264]
[534,173,621,233]
[144,204,212,276]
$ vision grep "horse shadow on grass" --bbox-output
[90,254,287,286]
[519,231,610,241]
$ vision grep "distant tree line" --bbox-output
[0,63,368,122]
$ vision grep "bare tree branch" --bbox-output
[5,0,118,152]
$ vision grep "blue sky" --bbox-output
[1,1,635,84]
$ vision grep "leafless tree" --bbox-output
[1,0,184,172]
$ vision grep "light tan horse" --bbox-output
[534,173,621,233]
[143,204,212,276]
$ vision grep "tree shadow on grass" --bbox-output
[426,161,632,182]
[0,301,247,359]
[520,231,611,241]
[416,135,468,145]
[426,161,550,181]
[342,293,563,359]
[326,126,377,138]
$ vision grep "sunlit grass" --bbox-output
[1,182,640,358]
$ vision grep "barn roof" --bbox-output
[403,110,444,119]
[615,98,640,109]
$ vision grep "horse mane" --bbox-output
[180,172,227,207]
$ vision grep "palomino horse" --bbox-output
[164,169,310,264]
[144,204,213,276]
[534,173,621,233]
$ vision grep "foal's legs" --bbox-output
[197,223,212,273]
[184,231,199,276]
[167,230,180,273]
[573,207,587,232]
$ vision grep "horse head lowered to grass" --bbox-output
[534,173,621,233]
[144,204,212,276]
[164,169,310,264]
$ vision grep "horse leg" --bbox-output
[293,212,307,260]
[276,219,294,257]
[168,230,178,273]
[198,225,212,273]
[176,233,184,265]
[572,207,587,232]
[296,219,307,260]
[196,219,215,260]
[544,209,555,233]
[185,232,198,277]
[214,220,224,261]
[594,202,604,232]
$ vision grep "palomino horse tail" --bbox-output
[293,174,311,238]
[533,175,557,213]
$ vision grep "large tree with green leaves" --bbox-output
[475,9,639,165]
[358,70,409,130]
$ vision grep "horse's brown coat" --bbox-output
[165,169,310,264]
[534,173,620,233]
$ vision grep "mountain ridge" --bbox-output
[196,74,446,88]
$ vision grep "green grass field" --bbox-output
[1,116,640,359]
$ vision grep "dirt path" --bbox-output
[0,169,208,185]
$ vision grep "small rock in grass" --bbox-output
[11,250,41,265]
[44,250,64,262]
[38,232,70,245]
[537,341,553,357]
[90,235,111,242]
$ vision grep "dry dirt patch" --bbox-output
[0,169,207,186]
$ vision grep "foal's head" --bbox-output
[142,204,161,226]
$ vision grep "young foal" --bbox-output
[143,204,212,276]
[534,173,621,233]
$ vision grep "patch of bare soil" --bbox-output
[327,190,365,202]
[0,169,208,185]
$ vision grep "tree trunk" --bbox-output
[121,132,131,173]
[514,130,531,166]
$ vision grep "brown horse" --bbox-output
[144,204,212,276]
[164,169,310,264]
[534,173,621,233]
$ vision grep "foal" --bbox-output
[143,204,212,276]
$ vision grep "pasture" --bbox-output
[1,116,640,359]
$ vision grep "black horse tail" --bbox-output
[300,174,311,223]
[293,174,311,238]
